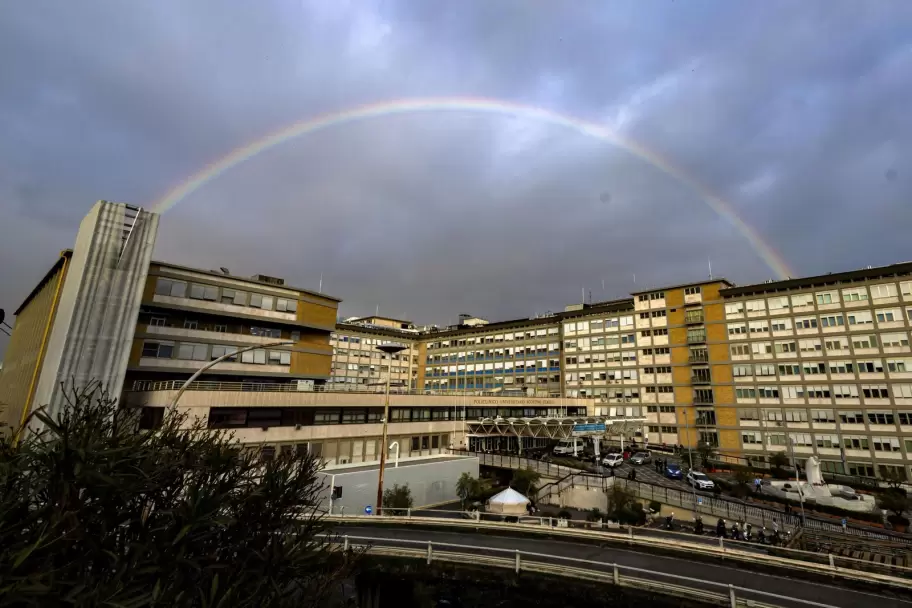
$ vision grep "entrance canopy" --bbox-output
[466,416,645,440]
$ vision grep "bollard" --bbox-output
[427,541,433,564]
[719,537,724,551]
[829,554,836,570]
[343,535,349,552]
[407,508,411,518]
[515,550,521,574]
[613,563,620,585]
[729,584,736,608]
[627,526,633,542]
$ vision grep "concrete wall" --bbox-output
[317,456,479,514]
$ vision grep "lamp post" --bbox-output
[169,340,295,408]
[376,342,407,513]
[684,407,699,511]
[788,437,808,527]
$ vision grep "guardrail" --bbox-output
[325,511,912,580]
[459,449,912,545]
[330,533,878,607]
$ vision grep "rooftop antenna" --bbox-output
[708,258,714,280]
[582,287,585,305]
[376,304,379,316]
[602,278,606,294]
[633,273,636,284]
[318,272,323,293]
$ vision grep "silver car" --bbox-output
[686,471,715,490]
[629,451,651,465]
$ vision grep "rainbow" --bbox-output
[152,96,793,279]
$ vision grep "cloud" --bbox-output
[2,0,911,357]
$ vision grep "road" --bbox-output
[334,524,912,608]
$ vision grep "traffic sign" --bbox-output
[364,505,373,515]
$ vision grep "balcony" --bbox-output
[690,371,712,385]
[688,350,709,363]
[684,311,704,325]
[693,391,714,405]
[686,331,706,345]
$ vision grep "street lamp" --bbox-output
[375,342,407,513]
[788,437,808,527]
[169,340,295,408]
[683,407,699,511]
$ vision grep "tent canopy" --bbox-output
[486,487,530,514]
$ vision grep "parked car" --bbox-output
[629,451,651,465]
[553,437,585,456]
[601,453,624,468]
[686,471,715,490]
[664,462,683,480]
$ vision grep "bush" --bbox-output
[586,508,604,522]
[510,468,542,496]
[382,484,414,510]
[557,509,572,520]
[648,500,661,513]
[0,383,357,607]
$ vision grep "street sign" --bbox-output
[571,423,607,437]
[364,505,373,515]
[697,497,703,505]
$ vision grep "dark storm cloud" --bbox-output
[2,0,911,355]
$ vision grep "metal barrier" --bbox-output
[327,510,912,580]
[460,449,912,546]
[129,379,539,397]
[331,534,862,607]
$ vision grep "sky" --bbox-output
[1,0,911,354]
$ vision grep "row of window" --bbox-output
[148,316,302,342]
[740,430,909,452]
[732,360,912,378]
[141,340,291,365]
[729,333,910,356]
[427,344,561,363]
[734,383,905,400]
[155,278,299,313]
[335,347,414,362]
[725,282,912,318]
[427,328,560,349]
[330,334,415,350]
[727,310,910,335]
[738,408,912,425]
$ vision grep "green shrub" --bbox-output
[648,500,661,513]
[557,509,572,520]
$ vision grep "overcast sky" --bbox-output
[2,1,911,355]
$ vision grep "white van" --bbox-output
[552,437,585,456]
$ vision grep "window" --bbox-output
[733,365,752,377]
[847,311,873,325]
[857,360,884,373]
[251,327,282,338]
[833,385,858,399]
[155,278,187,298]
[876,308,900,322]
[684,287,701,295]
[751,342,772,355]
[852,334,878,349]
[839,411,865,424]
[141,340,174,358]
[241,349,267,364]
[870,283,898,299]
[725,302,744,316]
[758,386,780,399]
[771,319,790,332]
[791,293,813,308]
[741,431,762,444]
[189,283,219,301]
[815,434,839,448]
[881,333,909,348]
[276,298,297,313]
[221,289,237,304]
[784,409,807,422]
[754,364,776,377]
[739,407,759,419]
[774,341,796,353]
[177,342,209,361]
[651,310,666,318]
[736,388,757,399]
[829,360,855,374]
[213,324,227,333]
[887,358,911,372]
[210,345,238,361]
[748,320,769,333]
[815,291,836,305]
[842,287,868,302]
[767,296,789,311]
[873,437,901,452]
[867,412,895,425]
[731,344,751,356]
[728,324,747,336]
[653,328,668,336]
[899,412,912,425]
[798,339,821,352]
[746,299,765,313]
[825,337,849,351]
[802,361,826,375]
[820,315,844,328]
[811,409,836,423]
[149,316,167,327]
[183,319,198,330]
[843,436,869,450]
[862,385,889,399]
[794,316,817,329]
[778,364,800,376]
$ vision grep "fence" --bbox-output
[129,379,514,397]
[330,533,893,606]
[461,449,912,545]
[326,511,912,579]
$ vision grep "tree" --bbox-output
[510,468,541,496]
[0,383,358,607]
[878,489,910,520]
[382,484,414,511]
[731,469,753,499]
[455,472,490,507]
[880,467,907,491]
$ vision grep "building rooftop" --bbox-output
[14,250,72,315]
[630,278,734,296]
[153,259,342,303]
[720,261,912,297]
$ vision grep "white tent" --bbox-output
[486,487,531,515]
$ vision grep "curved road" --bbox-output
[335,525,912,608]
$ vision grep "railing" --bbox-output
[456,450,912,546]
[129,379,568,399]
[326,511,912,580]
[329,533,908,601]
[688,352,709,363]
